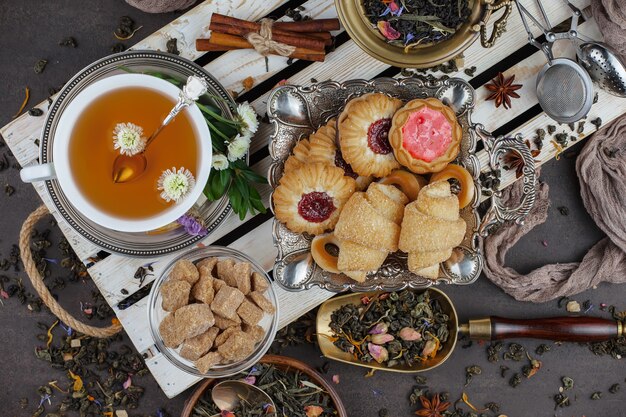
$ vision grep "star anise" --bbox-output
[485,72,522,109]
[503,140,540,178]
[415,393,451,417]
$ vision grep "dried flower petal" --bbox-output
[368,343,389,363]
[377,21,401,40]
[332,374,340,384]
[369,322,389,335]
[399,327,422,341]
[304,405,324,417]
[371,333,395,344]
[422,339,438,358]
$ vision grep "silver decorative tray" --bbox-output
[39,51,234,257]
[267,78,536,292]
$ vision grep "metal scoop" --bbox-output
[210,380,277,416]
[316,288,626,373]
[557,0,626,97]
[111,75,209,183]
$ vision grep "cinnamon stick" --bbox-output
[209,13,332,43]
[209,21,326,51]
[274,19,340,32]
[196,35,325,62]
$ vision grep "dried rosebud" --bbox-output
[368,343,389,363]
[422,340,438,358]
[377,21,401,40]
[369,322,389,335]
[370,333,395,344]
[398,327,422,341]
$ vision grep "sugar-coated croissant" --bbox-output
[311,183,408,282]
[399,180,466,279]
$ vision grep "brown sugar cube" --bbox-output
[236,299,264,326]
[233,262,252,295]
[213,278,227,292]
[191,275,214,305]
[252,272,269,293]
[214,314,241,330]
[196,257,218,273]
[242,324,265,343]
[175,303,215,340]
[179,327,219,361]
[216,258,238,287]
[214,326,240,347]
[169,259,200,285]
[248,291,275,314]
[211,285,245,320]
[160,280,191,312]
[195,351,223,374]
[159,313,184,348]
[217,330,255,361]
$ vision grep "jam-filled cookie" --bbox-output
[389,98,462,174]
[338,93,403,178]
[282,138,311,176]
[273,163,356,235]
[308,119,373,190]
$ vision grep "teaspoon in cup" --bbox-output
[111,75,209,183]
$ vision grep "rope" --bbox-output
[19,205,122,338]
[246,18,296,57]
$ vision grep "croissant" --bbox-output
[312,183,408,282]
[399,180,466,279]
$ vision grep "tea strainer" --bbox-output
[516,0,594,123]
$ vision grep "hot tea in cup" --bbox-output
[20,74,212,232]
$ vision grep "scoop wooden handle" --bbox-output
[460,316,623,342]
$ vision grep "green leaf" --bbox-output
[197,102,240,126]
[248,186,267,214]
[212,120,239,138]
[219,169,231,191]
[233,175,250,202]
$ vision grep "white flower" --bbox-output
[157,167,195,203]
[237,102,259,136]
[227,134,251,162]
[113,122,146,156]
[212,153,229,170]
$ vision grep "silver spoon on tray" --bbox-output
[112,75,209,183]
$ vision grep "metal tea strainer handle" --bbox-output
[515,0,594,123]
[473,124,537,237]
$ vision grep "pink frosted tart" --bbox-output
[389,98,462,174]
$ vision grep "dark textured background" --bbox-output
[0,1,623,416]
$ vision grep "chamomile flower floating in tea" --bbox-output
[112,122,146,156]
[157,167,195,203]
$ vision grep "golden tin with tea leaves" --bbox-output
[336,0,513,68]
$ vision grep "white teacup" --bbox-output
[20,73,212,233]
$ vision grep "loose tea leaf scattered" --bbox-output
[464,365,481,386]
[500,365,509,378]
[509,373,521,388]
[166,38,179,55]
[114,16,142,40]
[111,43,127,53]
[609,383,620,393]
[562,376,574,390]
[503,343,525,361]
[58,37,77,47]
[34,59,48,74]
[487,341,503,362]
[28,108,43,117]
[557,206,569,216]
[591,117,603,130]
[554,393,570,409]
[591,391,603,400]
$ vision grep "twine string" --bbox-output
[246,18,296,57]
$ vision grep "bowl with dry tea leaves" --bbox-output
[147,246,279,377]
[336,0,513,68]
